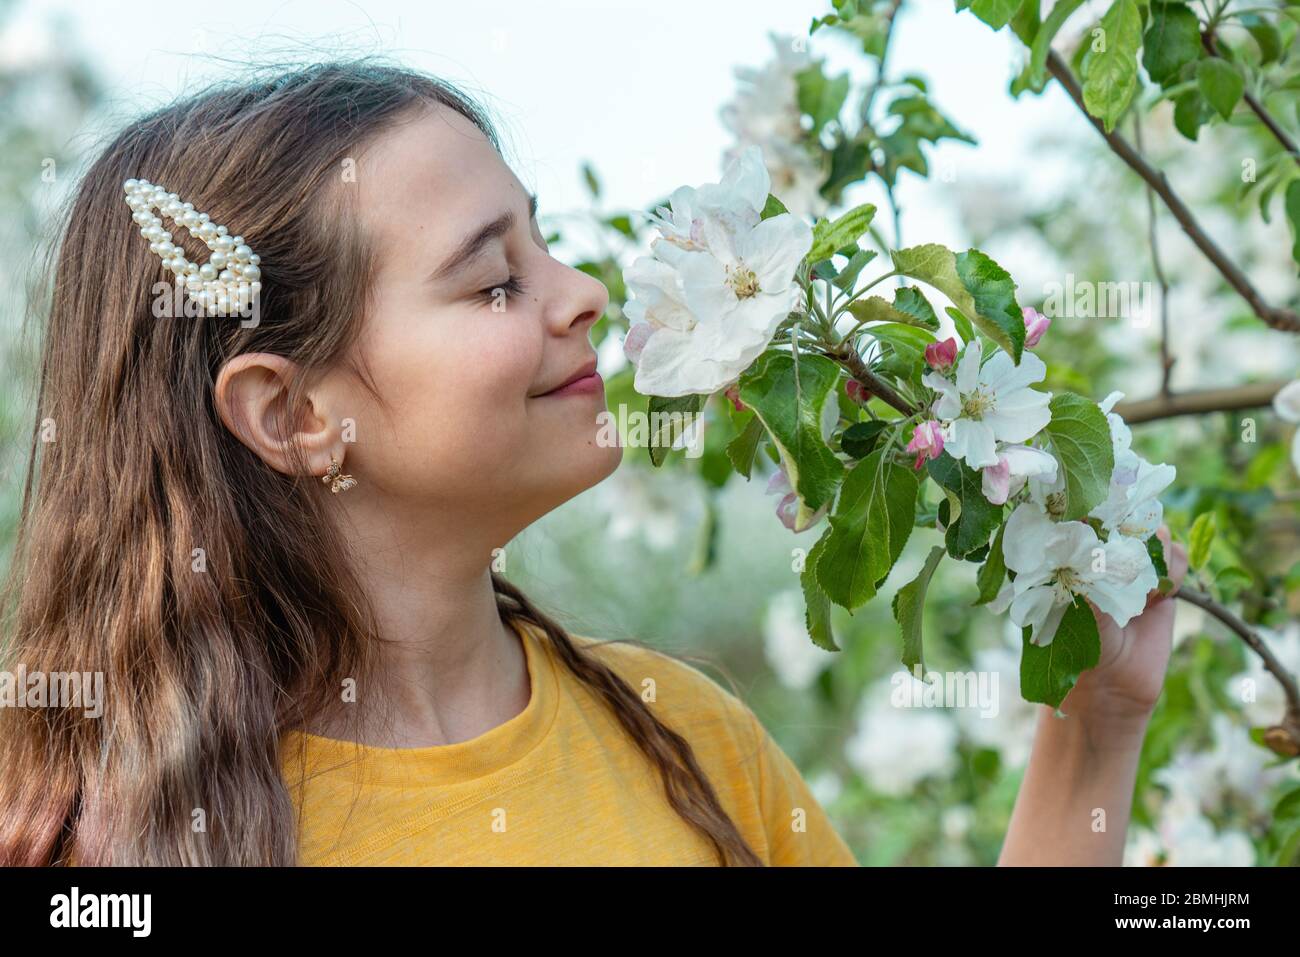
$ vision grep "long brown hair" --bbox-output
[0,60,762,866]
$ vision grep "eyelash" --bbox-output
[479,273,528,305]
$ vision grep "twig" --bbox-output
[1112,379,1287,423]
[1202,28,1300,168]
[829,342,917,416]
[1176,586,1300,756]
[1045,50,1300,334]
[1132,115,1175,394]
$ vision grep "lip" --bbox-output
[536,358,603,398]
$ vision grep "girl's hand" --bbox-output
[1060,526,1189,726]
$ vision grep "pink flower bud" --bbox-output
[723,383,746,412]
[845,379,872,404]
[924,337,958,371]
[1022,306,1050,348]
[905,420,945,470]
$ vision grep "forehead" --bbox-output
[357,105,527,261]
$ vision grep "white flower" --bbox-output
[923,338,1053,469]
[844,674,959,796]
[1088,391,1177,539]
[1226,622,1300,728]
[992,503,1157,646]
[980,443,1058,506]
[1126,792,1257,866]
[1153,712,1293,819]
[623,145,812,398]
[1274,379,1300,474]
[955,635,1039,768]
[719,32,828,219]
[762,590,834,690]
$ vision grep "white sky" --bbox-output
[18,0,1077,250]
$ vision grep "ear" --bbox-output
[213,353,341,477]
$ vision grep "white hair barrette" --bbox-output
[123,178,262,316]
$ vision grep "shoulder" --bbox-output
[566,632,763,750]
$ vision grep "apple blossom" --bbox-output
[906,420,945,469]
[1022,306,1050,347]
[924,337,958,371]
[1273,379,1300,474]
[980,443,1059,506]
[990,503,1158,646]
[1088,392,1177,539]
[623,145,813,398]
[922,338,1053,469]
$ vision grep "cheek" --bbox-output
[365,312,543,497]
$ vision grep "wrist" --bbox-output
[1037,697,1152,757]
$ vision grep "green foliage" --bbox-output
[1042,393,1114,520]
[1020,598,1102,707]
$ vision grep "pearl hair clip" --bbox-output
[122,178,262,316]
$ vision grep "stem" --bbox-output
[1112,380,1287,423]
[1045,50,1300,334]
[1132,115,1175,395]
[1175,587,1300,755]
[827,342,917,416]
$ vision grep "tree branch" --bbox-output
[1133,114,1175,394]
[1112,379,1287,424]
[1176,586,1300,757]
[1045,50,1300,334]
[1202,28,1300,168]
[829,343,917,416]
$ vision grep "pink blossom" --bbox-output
[925,337,958,371]
[1022,307,1050,348]
[981,457,1012,505]
[766,466,826,532]
[723,383,746,412]
[845,379,871,405]
[906,420,945,470]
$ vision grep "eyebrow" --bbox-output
[429,191,538,284]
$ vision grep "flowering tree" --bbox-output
[541,0,1300,863]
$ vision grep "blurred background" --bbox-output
[2,0,1298,865]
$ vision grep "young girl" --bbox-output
[0,60,1186,866]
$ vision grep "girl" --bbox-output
[0,60,1186,866]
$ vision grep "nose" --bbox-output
[548,260,609,336]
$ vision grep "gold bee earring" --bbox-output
[322,454,356,494]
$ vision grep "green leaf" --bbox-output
[646,394,704,467]
[582,162,601,198]
[1082,0,1143,133]
[1145,533,1169,578]
[1189,511,1216,569]
[1196,58,1244,120]
[817,448,920,609]
[1142,2,1202,86]
[1010,0,1041,45]
[726,414,766,478]
[892,286,941,329]
[809,203,878,263]
[1285,180,1300,267]
[892,243,980,328]
[761,193,789,220]
[954,249,1027,362]
[1240,14,1282,65]
[1173,88,1211,139]
[1020,597,1101,708]
[796,64,850,136]
[1042,393,1114,520]
[1023,0,1086,92]
[945,306,976,345]
[927,452,1003,558]
[861,322,938,382]
[802,529,839,652]
[738,352,845,524]
[831,247,878,290]
[975,523,1007,604]
[894,544,946,671]
[967,0,1023,29]
[841,420,890,459]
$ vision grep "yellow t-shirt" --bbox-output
[281,618,857,866]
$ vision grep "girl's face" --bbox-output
[331,105,622,541]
